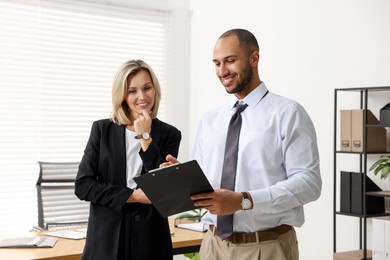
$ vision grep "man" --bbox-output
[164,28,321,260]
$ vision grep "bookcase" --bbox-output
[333,86,390,260]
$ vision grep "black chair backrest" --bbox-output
[36,161,89,230]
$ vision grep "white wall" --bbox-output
[188,0,390,259]
[137,0,191,162]
[127,0,191,162]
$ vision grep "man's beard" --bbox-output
[227,64,252,94]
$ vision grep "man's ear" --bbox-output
[250,51,260,67]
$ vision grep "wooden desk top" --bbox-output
[0,218,205,260]
[169,218,205,250]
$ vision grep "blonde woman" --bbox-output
[75,60,181,260]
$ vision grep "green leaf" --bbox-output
[381,166,390,179]
[370,159,384,171]
[176,213,197,219]
[184,252,200,260]
[370,155,390,180]
[374,164,384,175]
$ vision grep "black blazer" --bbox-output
[75,118,181,260]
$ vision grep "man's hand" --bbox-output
[191,189,242,215]
[159,154,180,168]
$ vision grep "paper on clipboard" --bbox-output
[133,160,214,218]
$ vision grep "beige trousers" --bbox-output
[199,227,299,260]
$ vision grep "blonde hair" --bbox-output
[109,60,161,125]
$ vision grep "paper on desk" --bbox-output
[0,236,57,248]
[176,222,208,232]
[45,229,86,240]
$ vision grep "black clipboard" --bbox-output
[133,160,214,218]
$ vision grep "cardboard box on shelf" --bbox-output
[380,103,390,125]
[351,110,386,152]
[350,172,384,215]
[339,109,387,152]
[339,171,384,215]
[340,171,351,213]
[340,110,352,152]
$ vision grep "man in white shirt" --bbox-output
[164,28,321,260]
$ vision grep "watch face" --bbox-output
[242,198,252,210]
[142,132,150,139]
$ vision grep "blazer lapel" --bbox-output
[112,124,127,185]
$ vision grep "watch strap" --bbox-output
[134,132,150,140]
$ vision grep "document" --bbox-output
[44,229,87,240]
[134,160,214,218]
[0,236,58,248]
[176,222,208,232]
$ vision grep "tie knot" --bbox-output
[235,103,248,114]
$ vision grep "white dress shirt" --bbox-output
[191,82,322,232]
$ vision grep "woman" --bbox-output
[75,59,181,259]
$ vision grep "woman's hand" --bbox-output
[134,110,152,151]
[134,110,152,136]
[127,188,152,204]
[159,154,180,168]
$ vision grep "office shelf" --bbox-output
[336,151,390,155]
[333,86,390,260]
[335,211,390,218]
[333,249,372,260]
[366,191,390,198]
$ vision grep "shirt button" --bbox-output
[134,215,141,222]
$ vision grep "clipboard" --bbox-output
[133,160,214,218]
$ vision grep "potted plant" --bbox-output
[369,155,390,180]
[176,208,206,223]
[176,208,206,260]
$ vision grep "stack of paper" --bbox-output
[0,236,58,248]
[176,222,208,232]
[44,229,87,240]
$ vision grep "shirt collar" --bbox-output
[229,82,268,109]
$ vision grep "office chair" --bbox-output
[35,161,89,230]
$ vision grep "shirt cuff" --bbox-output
[250,189,272,213]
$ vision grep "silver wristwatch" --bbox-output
[241,192,252,210]
[134,132,150,140]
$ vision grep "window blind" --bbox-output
[0,0,170,233]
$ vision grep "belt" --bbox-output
[208,224,292,244]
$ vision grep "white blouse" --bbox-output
[125,128,142,189]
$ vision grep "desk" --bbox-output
[170,219,204,255]
[0,219,205,260]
